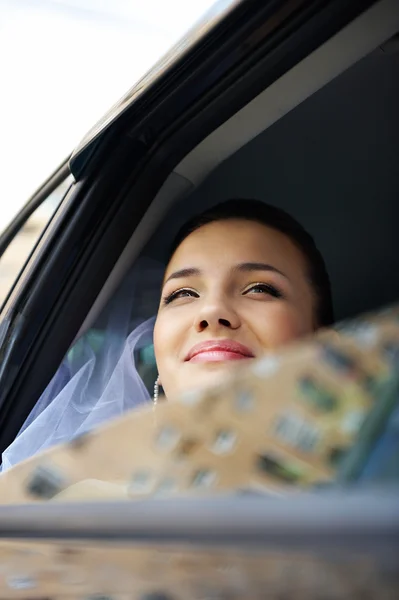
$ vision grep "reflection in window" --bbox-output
[328,446,347,468]
[0,176,73,305]
[298,376,338,413]
[358,407,399,482]
[257,453,304,484]
[340,410,365,435]
[274,411,320,453]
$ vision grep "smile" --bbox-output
[185,340,254,363]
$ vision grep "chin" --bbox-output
[184,360,244,393]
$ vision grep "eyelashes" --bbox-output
[162,282,284,305]
[242,282,283,299]
[163,288,199,305]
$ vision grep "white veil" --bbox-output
[1,258,164,471]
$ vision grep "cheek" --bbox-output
[247,302,312,347]
[153,316,168,364]
[153,310,192,396]
[153,310,187,363]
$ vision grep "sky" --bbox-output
[0,0,216,231]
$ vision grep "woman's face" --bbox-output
[154,218,315,398]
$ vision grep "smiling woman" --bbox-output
[1,199,334,470]
[154,199,333,398]
[7,0,390,471]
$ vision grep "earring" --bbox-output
[153,376,160,405]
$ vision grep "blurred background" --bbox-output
[0,0,215,302]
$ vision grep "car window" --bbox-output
[0,175,73,306]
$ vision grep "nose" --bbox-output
[194,295,241,333]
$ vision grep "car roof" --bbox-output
[69,0,241,178]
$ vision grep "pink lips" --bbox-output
[185,339,254,363]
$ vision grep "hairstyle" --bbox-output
[169,199,334,327]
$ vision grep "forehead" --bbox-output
[165,218,307,277]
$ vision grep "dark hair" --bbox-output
[169,199,334,327]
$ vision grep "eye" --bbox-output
[243,282,283,299]
[163,288,199,305]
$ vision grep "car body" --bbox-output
[0,0,398,494]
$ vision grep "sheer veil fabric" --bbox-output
[1,259,164,471]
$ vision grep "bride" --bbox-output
[154,199,332,400]
[1,199,333,470]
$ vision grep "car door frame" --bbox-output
[0,159,72,312]
[0,0,378,454]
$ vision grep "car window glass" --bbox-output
[0,176,73,306]
[2,27,398,487]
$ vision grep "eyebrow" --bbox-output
[164,262,288,286]
[234,262,288,279]
[164,267,201,285]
